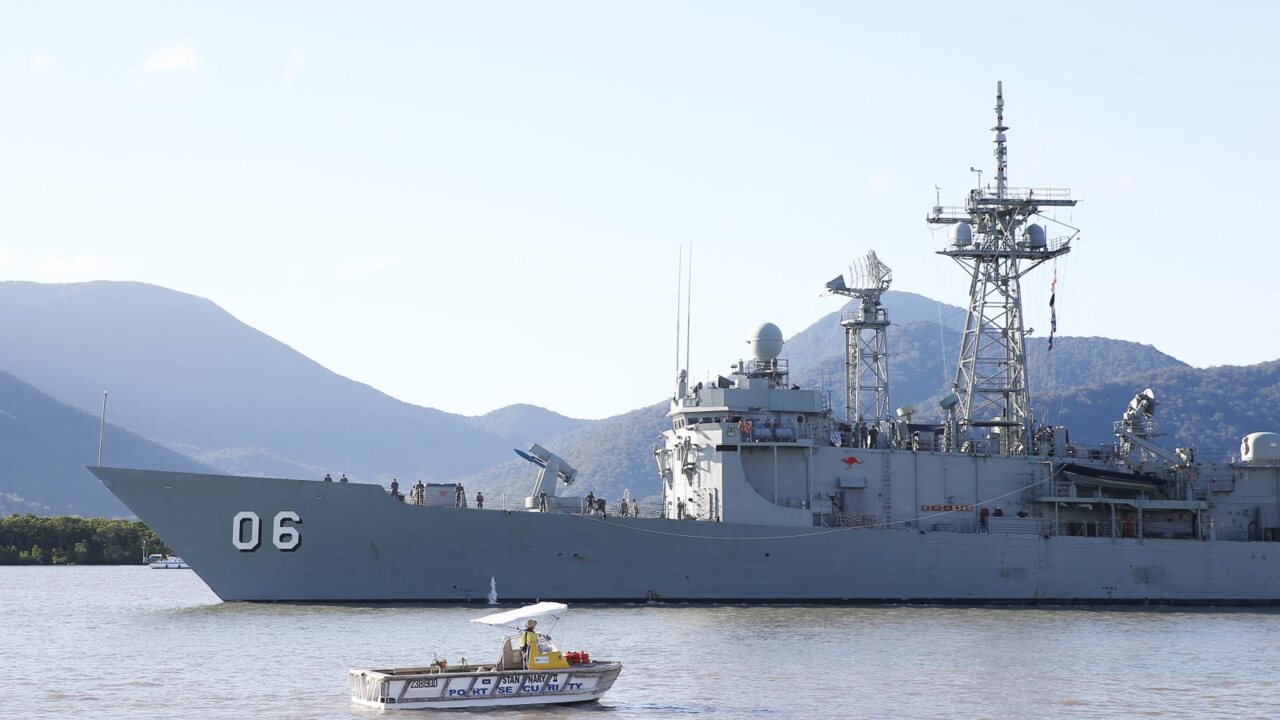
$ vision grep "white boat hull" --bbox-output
[349,662,622,710]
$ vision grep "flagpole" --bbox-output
[97,391,108,467]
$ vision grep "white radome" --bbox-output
[749,322,784,361]
[1242,432,1280,462]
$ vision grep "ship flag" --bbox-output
[1048,270,1058,351]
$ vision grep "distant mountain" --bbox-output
[1042,360,1280,458]
[0,371,210,517]
[0,279,1261,520]
[783,291,966,394]
[1026,336,1187,398]
[0,281,515,483]
[786,295,1186,420]
[465,304,1195,504]
[463,402,669,504]
[788,321,960,416]
[463,404,587,446]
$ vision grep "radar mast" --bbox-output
[927,82,1077,454]
[826,251,893,426]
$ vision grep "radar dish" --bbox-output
[748,322,784,361]
[828,250,893,301]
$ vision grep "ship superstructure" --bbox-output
[91,84,1280,604]
[652,82,1280,561]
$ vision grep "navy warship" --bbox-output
[92,84,1280,603]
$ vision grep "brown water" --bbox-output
[2,566,1278,719]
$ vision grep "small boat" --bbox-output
[147,554,189,569]
[349,601,622,710]
[1060,462,1164,492]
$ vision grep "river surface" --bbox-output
[3,566,1279,719]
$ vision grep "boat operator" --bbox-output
[520,620,540,668]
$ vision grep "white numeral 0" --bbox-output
[233,511,261,551]
[231,511,302,552]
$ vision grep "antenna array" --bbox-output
[927,82,1078,454]
[826,250,893,426]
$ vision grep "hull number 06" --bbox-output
[233,511,302,552]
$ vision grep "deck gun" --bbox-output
[516,443,585,512]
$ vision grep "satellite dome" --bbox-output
[1242,432,1280,462]
[950,223,973,248]
[748,322,784,361]
[1024,223,1047,249]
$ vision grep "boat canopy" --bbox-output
[471,601,568,627]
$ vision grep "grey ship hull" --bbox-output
[93,467,1280,604]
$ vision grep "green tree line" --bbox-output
[0,514,171,565]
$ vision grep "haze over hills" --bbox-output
[460,402,670,506]
[463,404,587,446]
[2,279,1276,517]
[0,281,581,484]
[0,371,210,517]
[783,291,966,392]
[459,351,1277,504]
[782,290,1186,419]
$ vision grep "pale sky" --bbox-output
[2,2,1278,419]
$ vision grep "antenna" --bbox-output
[674,246,683,380]
[684,244,692,378]
[994,80,1007,199]
[928,81,1077,454]
[97,391,108,467]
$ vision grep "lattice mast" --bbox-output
[927,82,1077,454]
[826,251,893,424]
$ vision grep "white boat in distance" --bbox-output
[146,554,189,569]
[349,602,622,710]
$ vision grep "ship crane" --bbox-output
[826,251,894,436]
[927,81,1078,455]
